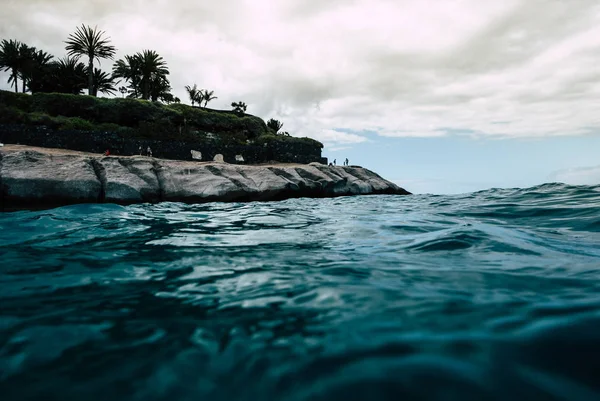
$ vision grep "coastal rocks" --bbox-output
[0,146,410,209]
[0,150,101,206]
[97,157,161,203]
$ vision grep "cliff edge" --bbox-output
[0,145,410,210]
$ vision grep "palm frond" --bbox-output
[65,24,116,62]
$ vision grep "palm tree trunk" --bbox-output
[22,77,26,93]
[12,69,18,93]
[88,57,94,96]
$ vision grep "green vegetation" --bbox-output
[231,101,247,115]
[65,25,117,96]
[267,118,284,134]
[0,25,168,100]
[0,25,323,151]
[185,84,201,107]
[0,39,26,92]
[185,85,218,108]
[0,90,323,148]
[201,90,217,108]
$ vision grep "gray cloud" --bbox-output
[2,0,600,146]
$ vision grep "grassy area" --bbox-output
[0,90,323,148]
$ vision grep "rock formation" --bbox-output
[0,146,410,209]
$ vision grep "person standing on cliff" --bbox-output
[333,159,336,166]
[344,158,349,166]
[139,146,143,156]
[147,146,153,157]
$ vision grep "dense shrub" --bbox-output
[31,93,98,119]
[0,91,33,112]
[0,89,323,150]
[95,122,128,132]
[55,116,96,131]
[255,133,323,149]
[94,98,175,127]
[0,105,28,124]
[26,112,58,128]
[166,103,268,139]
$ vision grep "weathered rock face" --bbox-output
[0,147,410,210]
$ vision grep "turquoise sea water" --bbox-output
[1,183,600,400]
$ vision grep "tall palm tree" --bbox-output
[112,54,141,98]
[53,56,88,94]
[201,90,217,108]
[17,43,37,93]
[185,84,201,106]
[149,75,172,102]
[22,48,54,93]
[136,50,169,100]
[89,68,116,96]
[65,24,116,96]
[0,39,25,93]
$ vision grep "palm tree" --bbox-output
[201,90,217,108]
[185,84,201,106]
[65,24,116,96]
[89,68,116,96]
[17,43,37,93]
[0,39,25,92]
[136,50,169,100]
[267,118,284,133]
[149,75,172,102]
[22,48,54,93]
[112,55,141,98]
[53,56,87,94]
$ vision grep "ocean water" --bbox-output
[1,183,600,401]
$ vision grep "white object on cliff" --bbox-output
[235,154,244,162]
[213,154,224,162]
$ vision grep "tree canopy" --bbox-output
[267,118,284,134]
[65,25,117,96]
[114,50,170,101]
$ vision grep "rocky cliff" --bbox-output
[0,146,410,210]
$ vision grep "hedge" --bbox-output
[0,89,323,148]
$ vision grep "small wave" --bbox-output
[1,184,600,400]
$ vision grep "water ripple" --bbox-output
[1,183,600,400]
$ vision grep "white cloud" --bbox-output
[2,0,600,146]
[319,129,369,147]
[549,165,600,186]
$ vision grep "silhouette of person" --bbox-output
[147,146,152,157]
[139,146,143,156]
[345,158,349,166]
[104,149,110,156]
[333,159,336,166]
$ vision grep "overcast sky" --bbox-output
[2,0,600,193]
